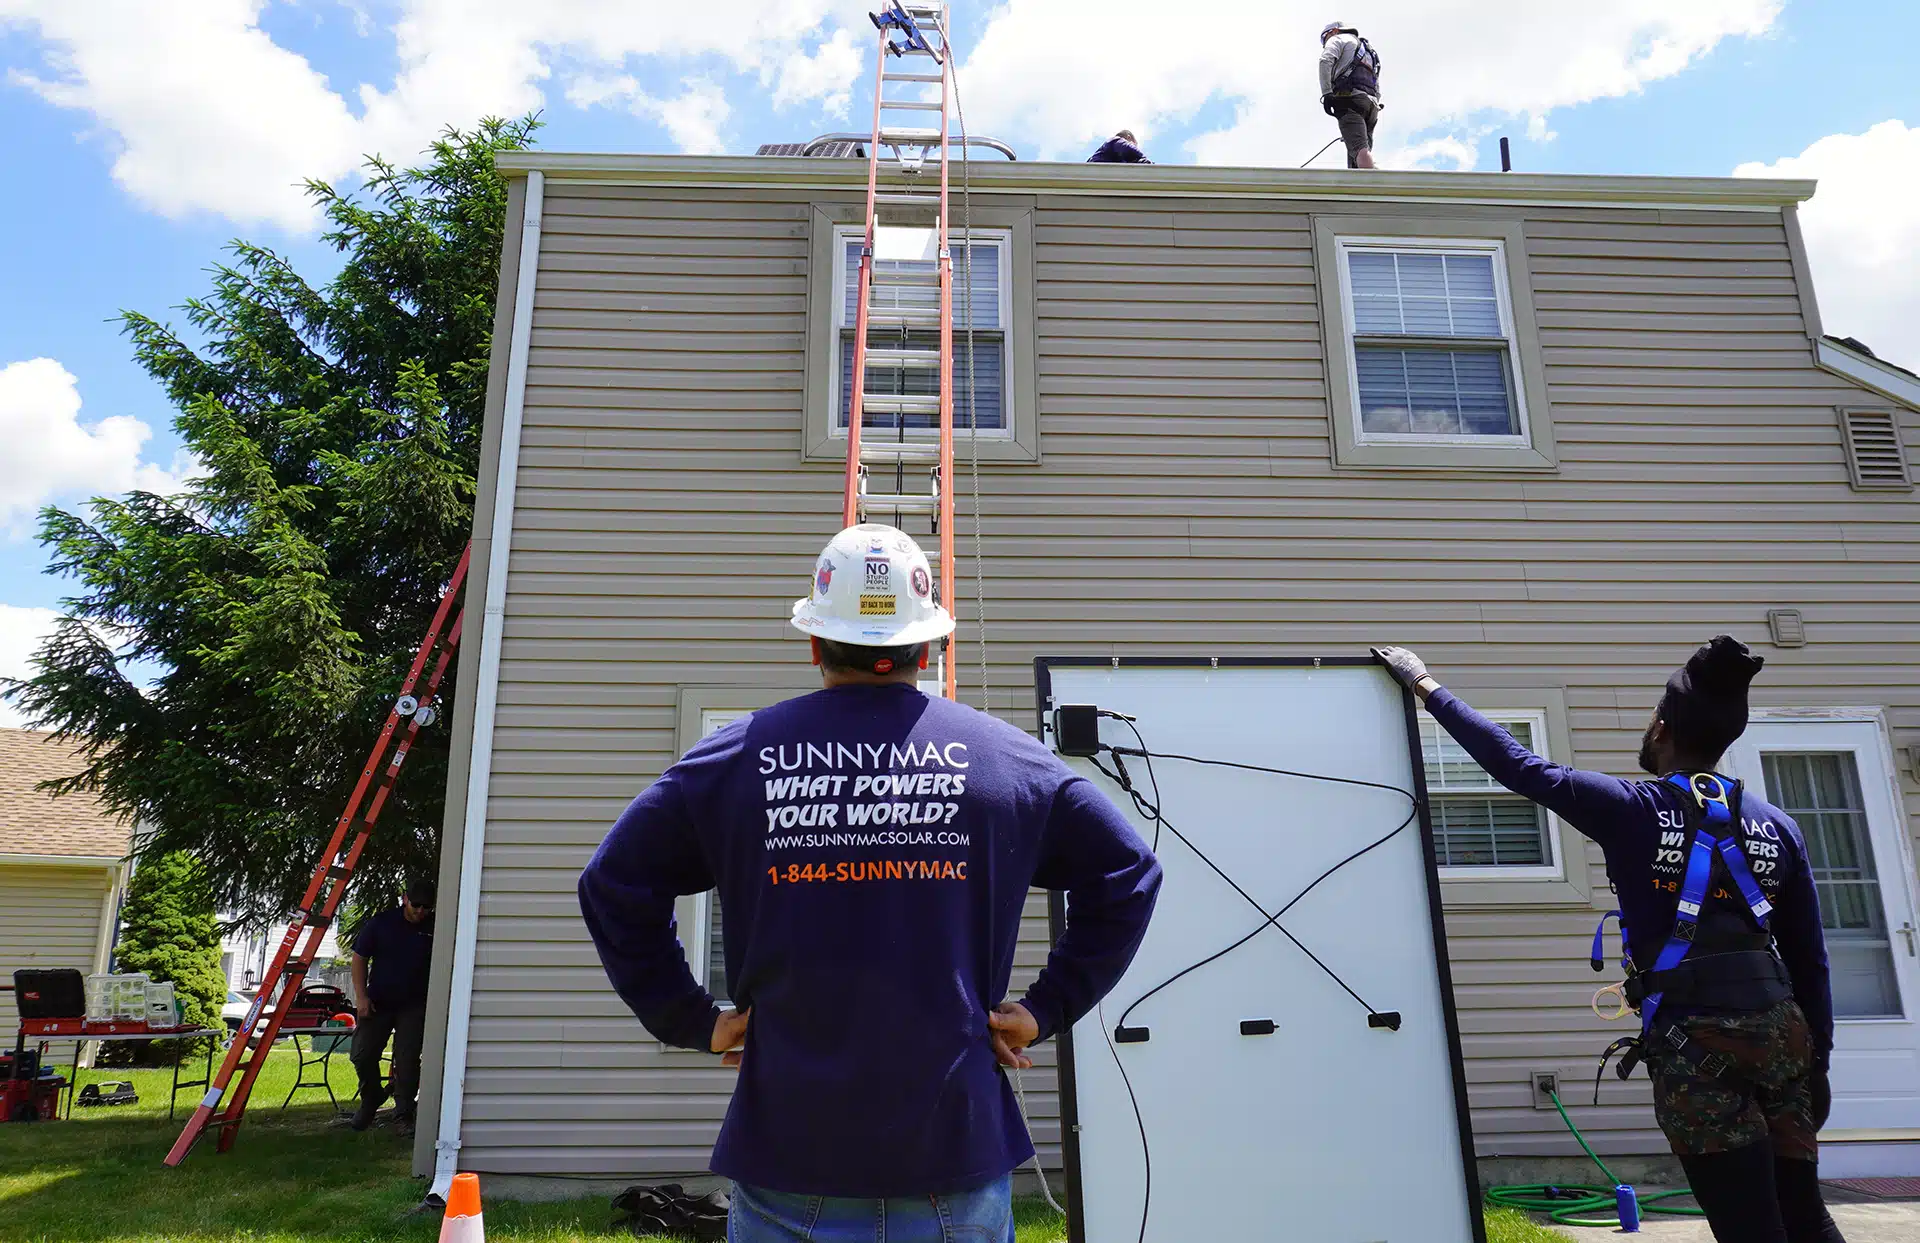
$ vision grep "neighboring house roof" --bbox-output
[0,728,131,861]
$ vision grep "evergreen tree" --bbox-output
[3,117,538,922]
[101,851,224,1065]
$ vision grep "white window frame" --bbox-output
[827,223,1015,445]
[1420,706,1566,882]
[686,708,748,998]
[1335,235,1532,450]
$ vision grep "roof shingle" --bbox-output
[0,728,131,860]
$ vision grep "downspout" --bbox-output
[429,168,544,1202]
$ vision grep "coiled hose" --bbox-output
[1484,1089,1705,1228]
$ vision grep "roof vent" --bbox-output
[1839,408,1913,490]
[1766,609,1806,648]
[756,141,865,158]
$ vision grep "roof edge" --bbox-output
[493,152,1814,210]
[0,851,125,867]
[1817,339,1920,411]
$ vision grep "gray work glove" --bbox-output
[1371,646,1436,697]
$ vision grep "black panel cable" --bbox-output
[1081,711,1422,1242]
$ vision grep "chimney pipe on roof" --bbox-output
[1499,136,1512,172]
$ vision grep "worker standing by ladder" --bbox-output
[844,0,964,700]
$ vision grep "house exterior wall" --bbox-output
[0,863,117,1031]
[422,160,1920,1179]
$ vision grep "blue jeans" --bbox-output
[728,1174,1014,1243]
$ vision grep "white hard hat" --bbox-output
[791,523,955,647]
[1321,20,1347,40]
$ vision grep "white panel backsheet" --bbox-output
[1045,663,1476,1243]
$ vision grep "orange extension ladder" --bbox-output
[844,1,963,700]
[164,546,469,1165]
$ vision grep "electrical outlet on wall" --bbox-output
[1531,1071,1561,1110]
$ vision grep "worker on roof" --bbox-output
[1319,20,1381,169]
[579,523,1161,1242]
[1087,129,1151,163]
[1375,639,1847,1242]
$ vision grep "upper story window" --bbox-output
[1312,216,1556,472]
[833,225,1011,439]
[1419,709,1561,878]
[1340,240,1526,445]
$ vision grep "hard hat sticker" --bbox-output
[910,567,931,598]
[816,561,834,594]
[859,594,898,616]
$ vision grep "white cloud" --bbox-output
[569,74,733,154]
[2,0,363,231]
[1735,120,1920,368]
[0,358,193,535]
[772,27,861,116]
[959,1,1782,168]
[2,0,866,229]
[0,603,61,727]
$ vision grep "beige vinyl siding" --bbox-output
[448,177,1920,1175]
[0,866,112,1031]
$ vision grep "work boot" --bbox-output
[395,1114,416,1138]
[349,1098,381,1131]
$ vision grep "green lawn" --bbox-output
[1486,1206,1578,1242]
[2,1048,1562,1241]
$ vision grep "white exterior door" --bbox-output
[1722,718,1920,1151]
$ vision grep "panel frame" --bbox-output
[1033,654,1483,1243]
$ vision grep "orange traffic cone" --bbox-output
[438,1172,485,1242]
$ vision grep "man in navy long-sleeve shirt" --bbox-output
[580,523,1160,1242]
[1086,129,1151,163]
[1376,638,1846,1243]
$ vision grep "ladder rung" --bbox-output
[872,268,939,285]
[882,99,943,111]
[884,70,945,83]
[865,349,940,369]
[861,441,941,462]
[861,492,938,514]
[867,311,940,329]
[879,127,943,145]
[873,192,939,206]
[860,393,941,414]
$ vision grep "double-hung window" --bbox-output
[1418,709,1561,877]
[833,225,1011,439]
[1341,240,1525,442]
[1313,217,1555,471]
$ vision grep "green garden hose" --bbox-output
[1484,1090,1706,1228]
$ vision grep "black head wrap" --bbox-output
[1656,635,1765,760]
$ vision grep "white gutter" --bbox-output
[0,852,125,867]
[430,169,544,1202]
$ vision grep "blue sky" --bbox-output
[1,1,1916,720]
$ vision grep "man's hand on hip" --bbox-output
[712,1007,750,1068]
[988,1002,1038,1070]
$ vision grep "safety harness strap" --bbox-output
[1622,950,1791,1009]
[1637,774,1773,1035]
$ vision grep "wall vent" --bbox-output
[1767,609,1806,648]
[1839,408,1913,489]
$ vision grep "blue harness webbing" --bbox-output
[1637,773,1773,1036]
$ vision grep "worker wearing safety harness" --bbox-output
[579,524,1161,1243]
[1319,20,1381,169]
[1376,637,1846,1243]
